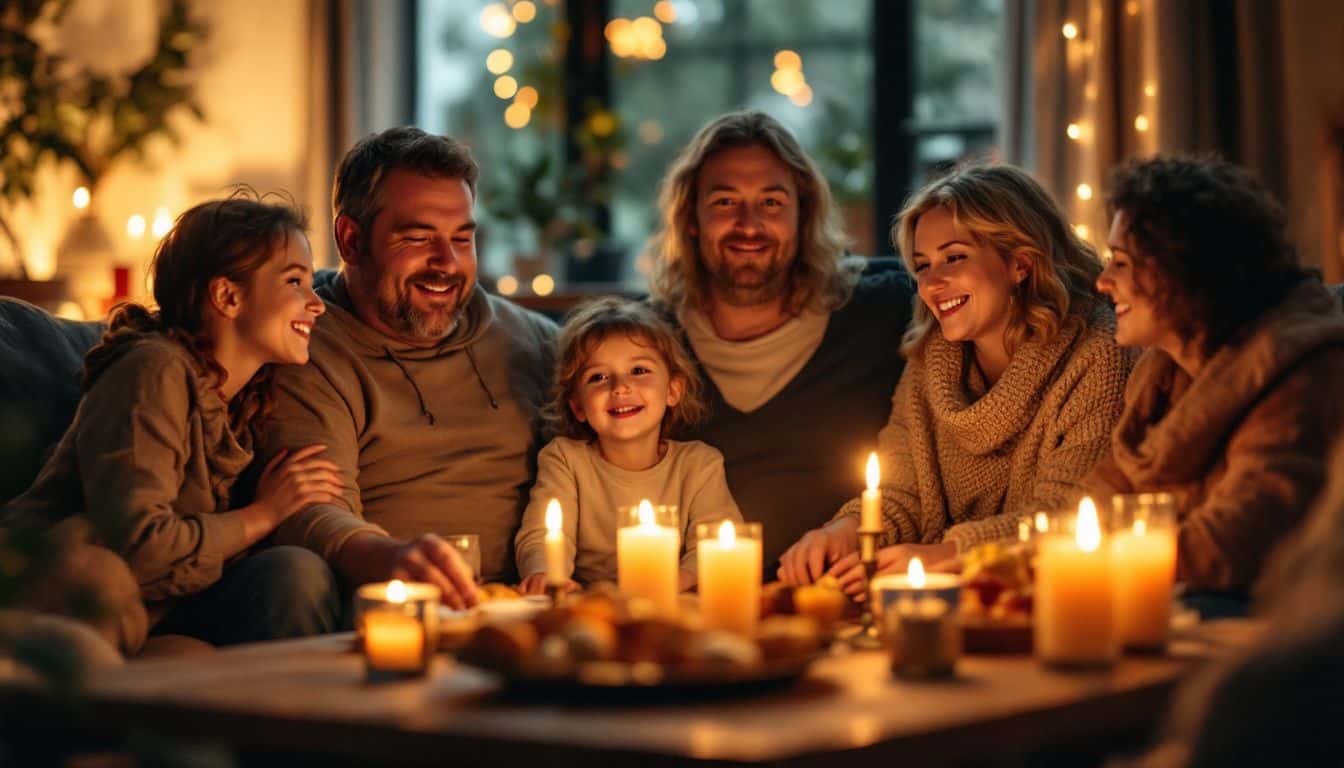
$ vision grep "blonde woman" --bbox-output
[779,165,1131,593]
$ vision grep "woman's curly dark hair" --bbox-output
[83,190,309,437]
[1105,155,1310,358]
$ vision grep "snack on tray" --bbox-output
[478,583,522,602]
[959,541,1034,653]
[762,576,848,626]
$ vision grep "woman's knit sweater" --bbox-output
[837,303,1131,551]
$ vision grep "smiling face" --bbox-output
[233,230,324,366]
[341,169,478,345]
[1097,211,1167,348]
[569,333,685,451]
[692,143,799,308]
[910,206,1025,346]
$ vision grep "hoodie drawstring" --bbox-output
[465,344,501,410]
[384,347,437,426]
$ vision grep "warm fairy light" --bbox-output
[1126,0,1140,15]
[485,48,513,74]
[496,275,518,295]
[545,498,562,533]
[770,68,805,96]
[55,301,85,320]
[1074,224,1090,239]
[1066,122,1082,140]
[1084,81,1098,101]
[638,499,656,527]
[1035,512,1049,533]
[1076,497,1101,552]
[493,75,518,99]
[511,0,536,23]
[1134,518,1148,536]
[1134,114,1150,132]
[72,186,90,209]
[632,15,660,39]
[605,15,665,59]
[789,84,813,107]
[151,207,172,238]
[865,452,880,492]
[515,86,539,108]
[1076,183,1094,201]
[718,519,737,547]
[647,38,667,60]
[774,49,802,70]
[1062,22,1079,39]
[387,579,408,603]
[126,214,147,239]
[480,3,517,37]
[604,17,628,41]
[653,0,677,23]
[907,557,926,588]
[504,103,531,129]
[1144,82,1157,97]
[531,273,555,296]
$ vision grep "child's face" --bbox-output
[569,333,684,446]
[233,231,325,366]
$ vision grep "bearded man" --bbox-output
[258,127,556,609]
[648,111,914,573]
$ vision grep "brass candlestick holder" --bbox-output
[851,528,884,649]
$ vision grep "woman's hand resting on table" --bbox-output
[777,516,860,586]
[826,542,959,599]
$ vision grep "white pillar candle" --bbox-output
[617,500,680,616]
[697,520,762,636]
[544,498,567,586]
[1035,497,1119,666]
[1111,495,1177,649]
[860,452,882,531]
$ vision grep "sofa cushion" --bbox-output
[0,298,104,504]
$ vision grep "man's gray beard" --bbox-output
[709,264,790,307]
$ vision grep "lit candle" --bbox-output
[873,557,961,679]
[1034,497,1119,666]
[544,498,567,587]
[860,452,881,531]
[617,500,680,616]
[1111,494,1177,650]
[697,520,762,636]
[355,579,439,677]
[363,580,425,672]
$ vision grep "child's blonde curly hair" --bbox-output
[545,297,706,441]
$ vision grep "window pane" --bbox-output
[914,0,1004,125]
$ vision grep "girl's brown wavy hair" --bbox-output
[83,191,309,437]
[894,164,1103,358]
[544,297,705,442]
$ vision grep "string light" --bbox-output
[1062,22,1079,39]
[504,103,531,129]
[480,4,516,38]
[72,186,90,209]
[774,50,802,70]
[1125,0,1140,15]
[496,275,519,295]
[485,49,513,74]
[511,1,536,23]
[653,0,677,23]
[1134,114,1150,132]
[1143,82,1157,97]
[1076,183,1094,201]
[790,83,813,107]
[532,274,555,296]
[515,86,539,108]
[126,214,146,239]
[1066,122,1082,140]
[494,75,518,99]
[1074,224,1090,239]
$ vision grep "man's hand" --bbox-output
[518,573,579,596]
[386,534,481,610]
[777,517,859,586]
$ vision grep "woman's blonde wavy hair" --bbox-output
[894,164,1103,358]
[647,110,859,315]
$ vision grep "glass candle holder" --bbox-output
[354,580,440,679]
[616,501,681,616]
[1034,498,1119,668]
[444,533,481,583]
[872,561,962,679]
[1110,493,1177,651]
[696,520,762,636]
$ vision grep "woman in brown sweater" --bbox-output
[2,195,342,652]
[780,165,1130,592]
[1086,155,1344,597]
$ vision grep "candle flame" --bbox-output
[545,498,562,532]
[1076,497,1101,552]
[638,499,655,527]
[908,557,926,588]
[865,452,880,491]
[717,519,736,546]
[1035,511,1049,533]
[1133,518,1147,536]
[387,579,408,603]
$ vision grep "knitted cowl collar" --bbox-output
[922,300,1113,456]
[1110,278,1344,486]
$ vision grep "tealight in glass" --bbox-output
[354,580,440,679]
